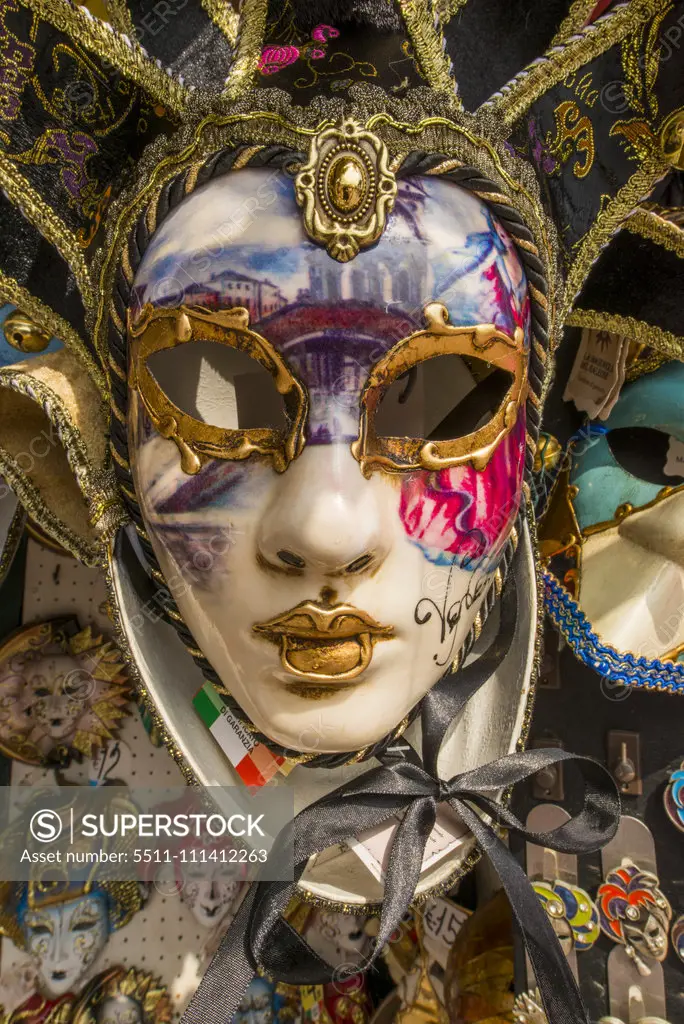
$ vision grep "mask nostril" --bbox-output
[277,549,306,569]
[345,553,374,574]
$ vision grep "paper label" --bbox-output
[421,896,470,969]
[665,436,684,477]
[563,329,628,419]
[193,682,290,787]
[346,805,468,884]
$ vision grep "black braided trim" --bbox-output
[106,144,549,769]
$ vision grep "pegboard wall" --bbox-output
[0,540,216,1018]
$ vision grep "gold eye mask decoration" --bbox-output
[351,302,528,477]
[128,304,308,475]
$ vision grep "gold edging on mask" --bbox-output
[623,207,684,259]
[352,303,527,476]
[487,1,664,129]
[201,0,239,47]
[0,154,94,310]
[0,500,25,586]
[552,0,600,44]
[295,119,398,262]
[128,303,309,475]
[561,154,672,325]
[222,0,269,99]
[566,309,684,361]
[395,0,457,96]
[24,0,189,115]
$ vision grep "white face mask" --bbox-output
[129,170,530,754]
[22,894,109,997]
[180,860,241,928]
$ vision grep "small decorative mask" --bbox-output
[541,359,684,689]
[597,862,672,974]
[0,619,130,766]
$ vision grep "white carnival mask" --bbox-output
[127,169,530,755]
[21,893,109,998]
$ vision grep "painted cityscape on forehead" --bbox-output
[133,171,529,443]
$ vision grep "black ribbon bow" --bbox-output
[182,560,620,1024]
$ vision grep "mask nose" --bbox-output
[256,445,391,577]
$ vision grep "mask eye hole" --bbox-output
[607,427,684,486]
[147,340,289,433]
[372,353,514,443]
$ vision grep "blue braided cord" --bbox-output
[543,571,684,693]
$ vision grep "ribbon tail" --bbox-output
[454,799,588,1024]
[181,884,257,1024]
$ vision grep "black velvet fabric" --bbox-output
[280,0,400,31]
[507,2,684,277]
[0,196,90,356]
[256,2,425,99]
[126,0,235,88]
[577,231,684,336]
[442,0,575,110]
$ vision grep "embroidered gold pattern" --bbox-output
[561,154,670,320]
[396,0,457,95]
[0,154,94,307]
[201,0,239,46]
[24,0,188,114]
[546,100,595,179]
[489,1,663,128]
[223,0,269,98]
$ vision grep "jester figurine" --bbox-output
[1,0,683,1022]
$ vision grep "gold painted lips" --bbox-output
[253,601,394,683]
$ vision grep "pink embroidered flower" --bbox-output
[310,48,325,59]
[311,24,339,42]
[258,45,300,75]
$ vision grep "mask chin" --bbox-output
[108,515,537,907]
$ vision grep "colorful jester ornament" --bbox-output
[597,862,673,975]
[532,880,600,954]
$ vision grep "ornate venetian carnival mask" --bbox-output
[126,161,530,753]
[2,0,682,1020]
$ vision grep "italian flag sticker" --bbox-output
[193,682,288,787]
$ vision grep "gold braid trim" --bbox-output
[102,0,136,38]
[552,0,600,44]
[0,499,25,585]
[0,369,122,562]
[433,0,470,25]
[24,0,188,115]
[488,0,663,128]
[201,0,239,46]
[0,270,108,398]
[623,207,684,258]
[561,154,670,319]
[567,309,684,360]
[0,155,94,310]
[223,0,268,99]
[397,0,458,96]
[0,440,101,565]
